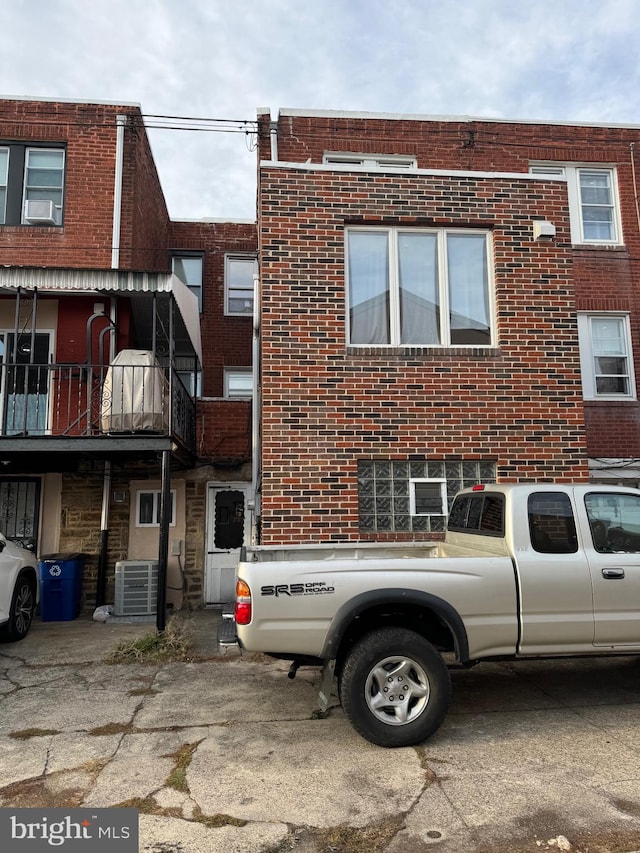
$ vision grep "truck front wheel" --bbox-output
[340,627,451,747]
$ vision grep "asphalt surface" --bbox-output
[1,610,640,852]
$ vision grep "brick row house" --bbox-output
[0,97,257,616]
[253,109,640,545]
[3,96,640,615]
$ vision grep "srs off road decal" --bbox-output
[260,581,335,597]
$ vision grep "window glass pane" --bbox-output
[25,151,63,190]
[0,149,7,225]
[447,495,470,529]
[480,495,504,534]
[580,171,612,205]
[24,149,64,224]
[412,481,443,515]
[214,490,245,549]
[172,256,203,310]
[582,208,613,240]
[585,492,640,552]
[173,256,202,287]
[592,317,623,354]
[592,317,628,394]
[226,370,253,398]
[398,232,439,344]
[27,150,63,169]
[595,359,628,394]
[139,493,154,525]
[528,492,578,554]
[226,257,256,314]
[580,170,614,240]
[348,231,390,344]
[446,234,490,345]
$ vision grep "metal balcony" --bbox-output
[0,361,196,469]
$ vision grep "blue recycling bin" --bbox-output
[38,553,85,622]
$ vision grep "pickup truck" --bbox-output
[224,483,640,747]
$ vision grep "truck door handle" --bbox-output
[602,568,625,579]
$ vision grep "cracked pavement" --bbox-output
[1,614,640,852]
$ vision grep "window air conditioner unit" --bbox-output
[114,559,159,616]
[24,199,58,225]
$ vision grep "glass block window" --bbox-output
[358,459,496,534]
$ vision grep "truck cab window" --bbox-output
[585,491,640,553]
[447,492,504,536]
[528,493,578,554]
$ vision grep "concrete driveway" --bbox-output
[1,612,640,853]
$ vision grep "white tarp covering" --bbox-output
[101,349,168,433]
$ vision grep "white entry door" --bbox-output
[205,484,250,605]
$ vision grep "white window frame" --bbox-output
[410,479,448,516]
[224,254,258,316]
[21,147,65,226]
[345,226,495,347]
[0,147,8,225]
[224,367,253,399]
[324,151,417,169]
[577,312,636,401]
[530,163,622,245]
[0,329,54,436]
[135,489,177,527]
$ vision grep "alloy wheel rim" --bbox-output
[364,655,430,726]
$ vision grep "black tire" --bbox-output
[1,572,36,642]
[339,627,451,748]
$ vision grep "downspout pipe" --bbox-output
[111,114,126,269]
[95,461,111,608]
[251,273,261,544]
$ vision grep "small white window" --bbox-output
[577,313,636,400]
[530,164,621,245]
[136,490,176,527]
[324,152,417,169]
[410,479,447,516]
[225,255,257,316]
[172,254,204,312]
[224,368,253,398]
[22,148,65,225]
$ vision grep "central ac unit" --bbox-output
[114,560,159,616]
[24,199,58,225]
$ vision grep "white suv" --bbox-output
[0,534,39,641]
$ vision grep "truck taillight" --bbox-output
[235,578,252,625]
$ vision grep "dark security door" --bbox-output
[0,477,41,551]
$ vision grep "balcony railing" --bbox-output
[0,362,196,450]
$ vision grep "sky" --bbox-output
[2,0,640,221]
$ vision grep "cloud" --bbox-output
[2,0,639,218]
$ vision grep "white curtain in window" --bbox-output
[348,231,390,344]
[447,234,490,345]
[398,232,439,344]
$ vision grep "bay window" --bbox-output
[346,227,493,346]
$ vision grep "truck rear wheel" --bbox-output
[340,627,451,747]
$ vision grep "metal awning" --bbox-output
[0,267,202,367]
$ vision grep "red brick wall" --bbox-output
[0,99,169,271]
[258,164,589,543]
[197,399,252,463]
[261,110,640,472]
[169,220,256,396]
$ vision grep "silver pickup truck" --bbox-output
[224,483,640,747]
